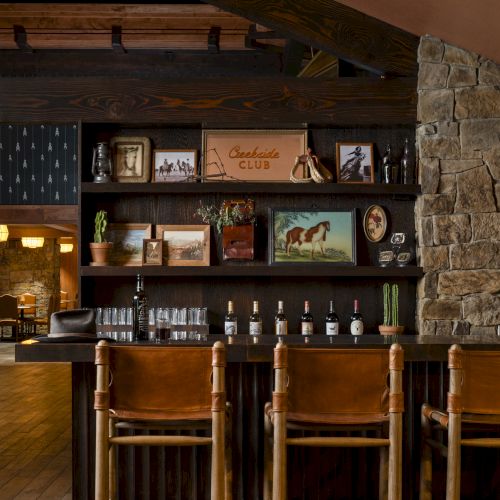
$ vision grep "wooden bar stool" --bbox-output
[94,340,229,500]
[420,344,500,500]
[264,342,404,500]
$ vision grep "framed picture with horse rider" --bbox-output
[110,136,151,183]
[336,142,374,184]
[269,208,356,265]
[153,149,198,183]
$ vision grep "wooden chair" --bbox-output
[264,342,404,500]
[420,344,500,500]
[0,294,21,341]
[59,290,68,310]
[18,292,36,335]
[34,293,58,334]
[94,340,229,500]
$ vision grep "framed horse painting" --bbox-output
[269,209,356,265]
[152,149,198,183]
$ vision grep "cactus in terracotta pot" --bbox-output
[379,282,404,335]
[89,210,113,266]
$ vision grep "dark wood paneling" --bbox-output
[0,77,417,126]
[206,0,419,76]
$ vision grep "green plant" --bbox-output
[93,210,108,243]
[383,282,399,326]
[196,201,255,234]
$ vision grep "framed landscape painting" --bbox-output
[156,225,210,266]
[269,209,356,265]
[107,223,152,266]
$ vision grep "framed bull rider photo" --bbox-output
[269,208,356,265]
[336,142,374,184]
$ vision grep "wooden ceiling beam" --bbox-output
[205,0,418,76]
[0,76,416,126]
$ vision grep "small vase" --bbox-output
[222,224,254,260]
[89,242,113,266]
[378,325,405,336]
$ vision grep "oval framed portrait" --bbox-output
[363,205,387,243]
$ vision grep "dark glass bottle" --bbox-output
[301,300,313,336]
[382,144,393,184]
[400,138,415,184]
[249,300,262,336]
[275,300,288,336]
[350,299,364,335]
[132,274,148,341]
[224,300,238,335]
[325,300,340,335]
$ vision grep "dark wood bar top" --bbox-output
[15,334,500,364]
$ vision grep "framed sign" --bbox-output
[156,225,210,266]
[152,149,197,182]
[269,209,356,265]
[336,142,374,184]
[110,136,151,183]
[106,223,152,266]
[202,129,307,182]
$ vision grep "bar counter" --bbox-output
[16,335,500,500]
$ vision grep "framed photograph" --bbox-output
[106,223,152,266]
[142,239,163,265]
[269,209,356,265]
[156,225,210,266]
[336,142,374,184]
[110,136,151,183]
[202,129,307,182]
[152,149,198,182]
[363,204,388,243]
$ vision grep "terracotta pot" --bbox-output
[89,242,113,266]
[222,224,254,260]
[378,325,405,336]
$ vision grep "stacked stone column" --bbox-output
[416,36,500,335]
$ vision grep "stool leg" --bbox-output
[420,405,433,500]
[379,446,388,500]
[263,409,273,500]
[446,413,461,500]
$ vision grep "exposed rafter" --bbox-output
[205,0,419,76]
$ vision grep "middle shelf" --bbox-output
[81,265,423,278]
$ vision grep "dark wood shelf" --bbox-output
[80,265,423,278]
[81,182,421,196]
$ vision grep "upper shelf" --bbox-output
[81,265,423,278]
[81,182,421,196]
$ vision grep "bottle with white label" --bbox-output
[224,300,238,335]
[275,300,288,336]
[350,299,364,335]
[249,300,262,336]
[325,300,339,335]
[301,300,313,336]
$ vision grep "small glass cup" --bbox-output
[155,308,170,343]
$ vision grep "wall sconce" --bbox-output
[60,243,74,253]
[0,225,8,242]
[21,237,45,248]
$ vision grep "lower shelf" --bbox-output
[80,265,423,278]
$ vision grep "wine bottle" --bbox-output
[224,300,238,335]
[275,300,288,336]
[350,299,364,335]
[132,274,148,341]
[249,300,262,336]
[301,300,313,336]
[400,138,414,185]
[325,300,339,335]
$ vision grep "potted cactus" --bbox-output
[378,282,405,335]
[89,210,113,266]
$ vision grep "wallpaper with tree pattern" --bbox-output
[0,123,78,205]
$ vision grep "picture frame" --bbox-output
[202,129,307,182]
[110,136,151,183]
[269,209,356,265]
[106,223,152,266]
[152,149,198,183]
[363,204,388,243]
[336,142,374,184]
[142,238,163,266]
[156,225,210,266]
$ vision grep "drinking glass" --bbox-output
[154,308,170,343]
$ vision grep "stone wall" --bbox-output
[416,36,500,335]
[0,239,60,329]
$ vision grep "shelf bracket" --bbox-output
[13,25,33,53]
[112,25,126,54]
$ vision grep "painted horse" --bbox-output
[285,221,330,259]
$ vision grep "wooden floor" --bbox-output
[0,342,72,499]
